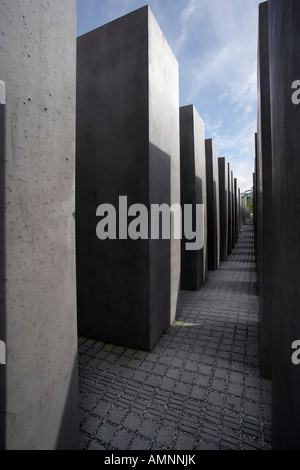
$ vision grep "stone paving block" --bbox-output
[152,364,168,376]
[208,392,223,407]
[200,425,219,444]
[220,434,239,450]
[88,440,106,450]
[211,379,226,392]
[175,383,191,396]
[80,396,98,412]
[139,420,157,440]
[93,401,111,418]
[195,374,210,387]
[245,387,261,402]
[205,407,223,425]
[223,412,240,431]
[123,413,142,432]
[185,361,198,372]
[203,356,215,366]
[81,416,100,435]
[197,440,219,450]
[165,368,182,380]
[181,371,195,384]
[241,437,263,450]
[96,423,117,444]
[191,386,206,401]
[139,361,154,372]
[130,437,150,450]
[120,369,135,379]
[174,434,195,450]
[244,402,261,419]
[228,383,243,397]
[230,371,244,383]
[132,371,147,383]
[162,416,180,429]
[111,430,132,450]
[145,375,161,387]
[160,378,176,392]
[159,355,173,366]
[226,396,242,413]
[172,358,185,368]
[107,408,127,425]
[178,421,198,436]
[156,427,176,448]
[127,359,141,370]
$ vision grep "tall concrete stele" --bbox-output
[227,162,233,256]
[205,139,220,271]
[0,1,79,449]
[231,171,236,249]
[180,105,207,290]
[218,158,228,263]
[76,7,181,350]
[257,1,273,380]
[267,0,300,450]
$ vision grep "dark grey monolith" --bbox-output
[218,158,228,262]
[0,0,78,450]
[234,179,239,243]
[254,133,259,284]
[231,171,236,249]
[205,139,220,271]
[238,188,242,232]
[257,1,273,379]
[268,0,300,450]
[227,163,233,255]
[180,105,207,290]
[76,7,180,350]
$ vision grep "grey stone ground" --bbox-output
[78,218,272,451]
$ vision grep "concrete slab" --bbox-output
[227,163,233,256]
[0,0,78,450]
[268,0,300,450]
[218,158,228,262]
[231,171,236,249]
[180,105,207,290]
[76,7,180,350]
[205,139,220,271]
[257,1,273,379]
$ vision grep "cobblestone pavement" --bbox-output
[78,219,272,451]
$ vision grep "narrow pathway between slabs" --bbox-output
[78,217,272,451]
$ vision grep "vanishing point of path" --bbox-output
[78,218,272,451]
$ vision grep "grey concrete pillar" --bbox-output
[238,188,242,233]
[180,105,207,290]
[254,133,259,284]
[257,0,273,379]
[227,163,233,256]
[231,171,236,249]
[234,178,239,243]
[205,139,220,271]
[241,193,247,227]
[268,0,300,450]
[0,0,78,449]
[76,7,180,350]
[218,158,228,262]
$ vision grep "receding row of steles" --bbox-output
[76,6,249,354]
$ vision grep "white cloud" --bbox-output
[174,0,197,54]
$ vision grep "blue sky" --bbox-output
[77,0,261,192]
